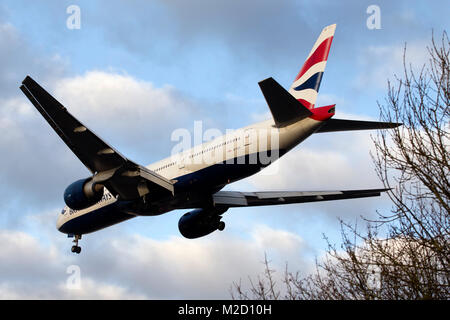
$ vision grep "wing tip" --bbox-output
[22,75,33,85]
[324,23,337,32]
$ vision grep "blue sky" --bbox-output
[0,0,448,299]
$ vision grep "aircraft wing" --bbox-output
[20,76,174,199]
[212,188,388,208]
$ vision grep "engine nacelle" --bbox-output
[64,178,104,210]
[178,208,227,239]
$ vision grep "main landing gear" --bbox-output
[71,235,82,254]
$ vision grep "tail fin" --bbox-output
[288,24,336,109]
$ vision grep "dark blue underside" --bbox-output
[59,150,286,235]
[58,201,134,235]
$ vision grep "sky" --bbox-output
[0,0,448,299]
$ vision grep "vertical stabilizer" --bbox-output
[288,24,336,109]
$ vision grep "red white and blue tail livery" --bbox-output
[19,24,401,254]
[289,24,336,110]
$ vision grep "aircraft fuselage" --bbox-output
[56,117,323,234]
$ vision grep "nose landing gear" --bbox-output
[71,235,82,254]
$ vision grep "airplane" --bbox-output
[20,24,400,254]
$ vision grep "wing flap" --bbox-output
[135,164,175,194]
[212,191,248,206]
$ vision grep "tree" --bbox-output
[231,31,449,300]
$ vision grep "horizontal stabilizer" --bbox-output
[259,77,312,128]
[316,118,402,133]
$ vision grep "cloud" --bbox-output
[84,0,448,72]
[90,0,309,64]
[0,227,146,299]
[0,22,67,99]
[51,70,202,157]
[0,222,312,299]
[0,21,72,219]
[246,130,381,190]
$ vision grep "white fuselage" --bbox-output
[56,116,323,233]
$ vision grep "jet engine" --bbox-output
[178,208,227,239]
[63,178,104,210]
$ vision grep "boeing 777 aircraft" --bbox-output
[20,24,400,253]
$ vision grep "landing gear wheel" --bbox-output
[71,246,81,254]
[218,221,225,231]
[71,235,82,254]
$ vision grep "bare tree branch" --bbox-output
[231,31,449,300]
